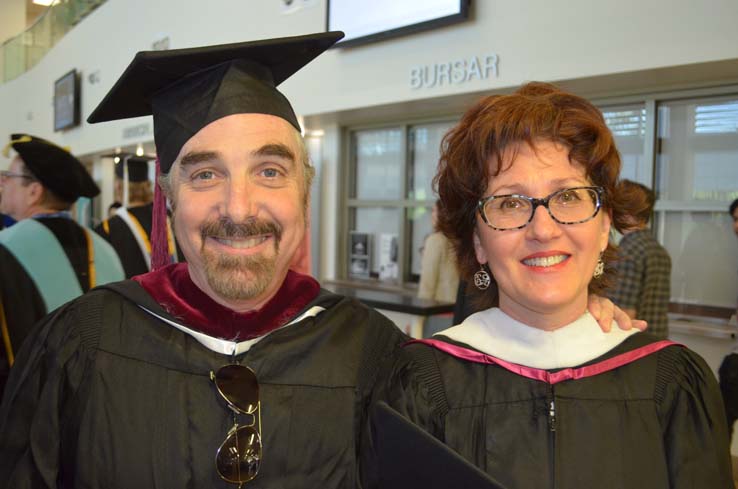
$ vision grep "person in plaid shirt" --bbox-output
[609,180,672,338]
[718,198,738,442]
[729,198,738,238]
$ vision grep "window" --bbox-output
[601,104,648,182]
[655,96,738,311]
[346,120,455,285]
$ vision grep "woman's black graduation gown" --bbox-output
[0,281,405,488]
[364,333,733,488]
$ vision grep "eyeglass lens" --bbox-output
[216,425,262,484]
[213,364,259,414]
[483,187,599,229]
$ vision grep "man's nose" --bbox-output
[223,179,257,222]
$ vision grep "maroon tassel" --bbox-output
[150,157,170,271]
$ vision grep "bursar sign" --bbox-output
[410,55,499,89]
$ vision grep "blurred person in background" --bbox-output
[718,197,738,443]
[730,198,738,238]
[106,201,122,218]
[95,155,179,278]
[418,200,459,303]
[608,180,671,339]
[0,134,123,397]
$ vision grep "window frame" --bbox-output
[341,116,457,287]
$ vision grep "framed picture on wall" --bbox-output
[53,69,81,132]
[349,231,372,278]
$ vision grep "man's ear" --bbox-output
[26,181,45,207]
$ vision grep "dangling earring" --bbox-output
[593,253,605,279]
[474,265,491,290]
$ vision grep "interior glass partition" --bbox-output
[1,0,106,83]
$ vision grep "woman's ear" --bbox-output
[600,209,612,252]
[473,228,488,265]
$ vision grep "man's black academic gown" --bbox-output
[0,280,405,488]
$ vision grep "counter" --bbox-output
[322,283,454,338]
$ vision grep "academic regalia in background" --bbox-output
[364,308,733,489]
[95,156,180,278]
[0,134,124,398]
[96,202,180,277]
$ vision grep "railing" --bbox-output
[1,0,106,83]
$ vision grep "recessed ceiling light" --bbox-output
[33,0,56,6]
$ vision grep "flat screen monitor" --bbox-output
[327,0,469,48]
[54,69,80,132]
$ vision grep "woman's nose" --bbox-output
[525,204,562,241]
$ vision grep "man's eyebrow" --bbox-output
[179,151,220,168]
[251,143,296,163]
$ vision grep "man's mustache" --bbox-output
[200,218,282,242]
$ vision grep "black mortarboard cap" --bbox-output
[370,402,509,489]
[87,31,344,174]
[114,156,151,182]
[2,134,99,202]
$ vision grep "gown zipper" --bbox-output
[548,387,557,488]
[548,398,556,432]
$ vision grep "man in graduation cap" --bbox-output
[0,134,124,398]
[0,32,408,489]
[95,155,179,277]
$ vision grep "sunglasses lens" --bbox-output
[215,365,259,414]
[216,425,262,483]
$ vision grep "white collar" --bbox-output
[437,308,639,369]
[139,305,326,356]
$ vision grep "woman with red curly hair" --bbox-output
[364,83,732,488]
